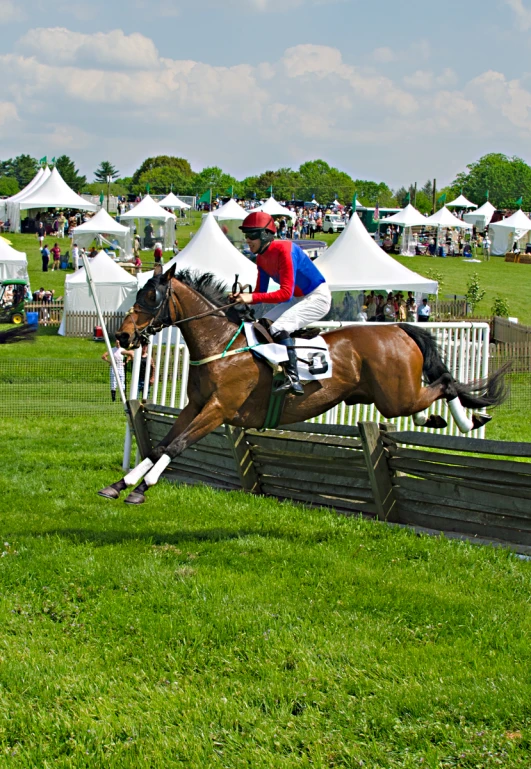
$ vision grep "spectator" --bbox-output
[138,343,155,397]
[72,243,80,270]
[35,220,45,247]
[50,242,61,271]
[41,244,50,272]
[58,212,66,238]
[102,338,134,402]
[406,295,418,322]
[88,247,98,259]
[383,296,396,322]
[418,298,431,322]
[483,234,491,259]
[366,293,378,321]
[153,241,163,264]
[133,254,142,274]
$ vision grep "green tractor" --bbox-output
[0,279,28,325]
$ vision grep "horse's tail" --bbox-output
[397,323,509,410]
[0,325,36,344]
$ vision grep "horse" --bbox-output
[99,265,508,505]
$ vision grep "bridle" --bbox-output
[126,278,249,346]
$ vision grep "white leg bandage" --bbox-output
[124,457,154,487]
[144,454,172,487]
[447,397,474,433]
[412,410,429,426]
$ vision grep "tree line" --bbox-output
[1,152,531,211]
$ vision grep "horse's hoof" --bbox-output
[472,412,492,430]
[424,414,448,429]
[98,485,121,500]
[124,491,145,505]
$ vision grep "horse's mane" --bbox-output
[174,268,228,307]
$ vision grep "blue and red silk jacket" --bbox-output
[251,241,326,304]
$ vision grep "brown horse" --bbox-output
[99,265,507,504]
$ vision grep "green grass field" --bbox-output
[1,413,530,768]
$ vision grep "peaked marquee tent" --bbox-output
[212,198,247,221]
[139,212,257,289]
[379,203,427,228]
[8,167,97,233]
[1,166,51,225]
[0,237,29,282]
[58,251,138,335]
[489,209,531,256]
[446,194,477,209]
[159,192,190,210]
[314,212,438,293]
[72,207,132,255]
[423,206,472,229]
[119,195,176,250]
[249,196,296,222]
[463,201,496,232]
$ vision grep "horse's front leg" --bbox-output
[98,401,202,500]
[124,397,225,505]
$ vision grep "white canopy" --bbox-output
[119,195,176,221]
[212,198,247,221]
[463,201,496,232]
[489,209,531,255]
[139,212,257,289]
[2,167,51,226]
[159,192,191,210]
[379,203,427,227]
[0,237,29,282]
[72,207,132,254]
[446,194,477,209]
[16,167,98,213]
[313,212,438,293]
[423,206,472,229]
[248,196,296,222]
[58,251,138,335]
[9,167,45,202]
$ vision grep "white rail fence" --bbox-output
[123,322,490,467]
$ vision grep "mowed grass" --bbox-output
[1,414,531,768]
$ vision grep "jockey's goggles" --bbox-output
[242,229,263,240]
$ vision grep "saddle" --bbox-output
[251,317,322,345]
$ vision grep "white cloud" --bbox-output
[17,28,159,69]
[0,101,19,127]
[505,0,531,29]
[0,0,26,23]
[468,70,531,129]
[371,47,395,64]
[403,68,457,90]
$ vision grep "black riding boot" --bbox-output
[273,332,305,396]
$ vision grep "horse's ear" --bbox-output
[153,263,163,277]
[162,263,176,282]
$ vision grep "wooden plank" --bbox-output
[247,429,362,450]
[147,424,233,455]
[260,474,374,501]
[251,448,368,472]
[129,400,153,459]
[262,422,361,438]
[248,433,363,459]
[359,422,399,523]
[389,457,531,490]
[225,426,261,493]
[396,500,531,546]
[259,483,376,514]
[383,430,531,458]
[408,472,531,502]
[168,453,240,480]
[394,475,531,519]
[254,461,371,487]
[387,447,531,476]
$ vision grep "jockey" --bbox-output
[231,211,331,396]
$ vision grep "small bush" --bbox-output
[491,296,510,317]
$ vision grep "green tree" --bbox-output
[414,190,432,215]
[465,272,486,312]
[243,168,300,201]
[0,177,19,196]
[84,181,130,198]
[192,167,240,199]
[8,155,38,188]
[55,155,86,192]
[296,160,356,203]
[453,153,531,209]
[353,179,395,207]
[94,161,120,183]
[491,296,510,318]
[131,156,193,188]
[135,166,193,196]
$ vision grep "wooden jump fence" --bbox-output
[63,311,126,337]
[129,400,531,554]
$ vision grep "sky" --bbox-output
[0,0,530,189]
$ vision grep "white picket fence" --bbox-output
[122,321,490,467]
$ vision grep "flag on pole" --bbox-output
[226,186,233,197]
[311,193,315,200]
[51,157,56,164]
[485,189,489,200]
[266,185,273,195]
[39,156,47,165]
[99,191,104,204]
[199,189,212,204]
[516,196,523,206]
[437,192,447,205]
[352,193,357,210]
[405,191,411,204]
[373,200,380,222]
[146,184,150,194]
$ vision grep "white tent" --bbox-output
[58,251,138,335]
[379,204,427,228]
[248,196,296,222]
[463,201,496,232]
[2,166,51,225]
[313,212,438,293]
[9,167,97,233]
[159,192,191,210]
[423,206,472,229]
[489,209,531,256]
[119,195,176,250]
[72,207,132,256]
[139,212,257,289]
[446,194,477,209]
[0,237,29,282]
[212,198,247,221]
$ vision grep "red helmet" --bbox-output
[240,212,277,234]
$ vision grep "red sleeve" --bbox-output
[252,247,295,304]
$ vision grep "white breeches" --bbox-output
[261,283,332,335]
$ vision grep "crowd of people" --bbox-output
[330,290,432,323]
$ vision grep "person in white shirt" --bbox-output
[417,298,431,322]
[72,243,80,270]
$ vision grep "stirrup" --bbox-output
[275,374,304,396]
